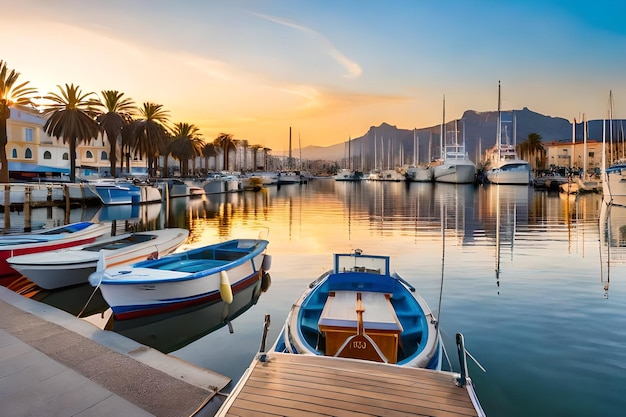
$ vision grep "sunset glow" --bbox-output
[2,0,625,151]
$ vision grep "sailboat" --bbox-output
[406,129,434,182]
[485,82,532,185]
[432,96,476,184]
[602,91,626,206]
[334,136,363,181]
[563,115,601,194]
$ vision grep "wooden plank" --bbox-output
[219,353,480,417]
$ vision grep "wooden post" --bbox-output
[4,185,10,229]
[24,186,31,232]
[64,185,71,224]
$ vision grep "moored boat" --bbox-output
[0,222,108,286]
[7,228,189,290]
[87,179,162,205]
[272,249,441,369]
[89,238,270,320]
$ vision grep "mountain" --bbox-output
[295,108,613,165]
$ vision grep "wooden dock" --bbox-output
[215,352,485,416]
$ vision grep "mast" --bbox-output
[497,81,502,162]
[571,116,575,171]
[440,95,446,160]
[610,90,614,163]
[413,128,417,165]
[299,132,302,171]
[583,113,587,177]
[348,136,352,171]
[289,126,292,170]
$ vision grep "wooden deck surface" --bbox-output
[217,352,483,417]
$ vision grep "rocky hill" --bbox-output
[296,108,619,165]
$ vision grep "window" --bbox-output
[101,151,108,160]
[43,151,51,160]
[62,153,69,160]
[11,149,17,158]
[25,148,32,159]
[25,128,34,142]
[86,150,93,159]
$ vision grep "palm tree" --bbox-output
[42,84,99,182]
[130,102,170,177]
[202,142,218,172]
[213,133,235,171]
[0,60,37,183]
[518,132,545,171]
[92,90,136,177]
[169,122,203,176]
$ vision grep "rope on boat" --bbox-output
[77,250,106,318]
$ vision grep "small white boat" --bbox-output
[0,222,108,286]
[200,173,242,194]
[406,164,434,182]
[7,228,189,290]
[273,249,441,369]
[87,179,162,205]
[90,238,270,320]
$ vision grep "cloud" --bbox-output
[251,12,362,79]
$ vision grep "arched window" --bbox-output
[11,149,17,158]
[62,153,69,160]
[25,148,32,159]
[101,151,108,160]
[86,150,93,159]
[43,151,52,160]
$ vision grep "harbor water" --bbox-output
[4,179,626,416]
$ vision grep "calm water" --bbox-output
[8,180,626,416]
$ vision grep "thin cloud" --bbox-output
[252,12,362,79]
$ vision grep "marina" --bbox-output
[1,179,626,416]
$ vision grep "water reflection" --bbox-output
[599,203,626,298]
[107,272,271,353]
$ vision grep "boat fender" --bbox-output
[261,272,272,293]
[220,270,233,304]
[261,254,272,271]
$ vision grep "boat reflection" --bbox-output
[104,271,271,353]
[8,279,109,318]
[484,185,531,294]
[599,203,626,298]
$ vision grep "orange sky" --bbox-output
[2,1,625,152]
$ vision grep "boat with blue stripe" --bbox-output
[89,238,270,320]
[273,249,442,369]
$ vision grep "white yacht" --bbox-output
[485,83,532,185]
[433,99,476,184]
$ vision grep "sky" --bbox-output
[2,0,626,152]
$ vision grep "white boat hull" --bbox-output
[486,163,532,185]
[8,229,189,290]
[603,166,626,206]
[406,166,433,182]
[433,163,476,184]
[92,239,269,320]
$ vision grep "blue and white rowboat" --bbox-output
[89,238,270,320]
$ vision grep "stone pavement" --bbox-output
[0,286,230,417]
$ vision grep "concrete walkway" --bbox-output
[0,286,230,417]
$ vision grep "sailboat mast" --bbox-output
[583,113,587,177]
[441,95,446,160]
[348,136,352,171]
[289,126,292,170]
[497,81,502,162]
[413,128,417,165]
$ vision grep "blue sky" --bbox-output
[2,0,625,150]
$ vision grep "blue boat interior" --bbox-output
[37,221,92,235]
[134,240,259,273]
[296,271,428,363]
